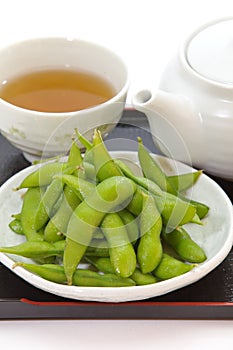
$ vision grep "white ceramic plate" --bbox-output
[0,151,232,302]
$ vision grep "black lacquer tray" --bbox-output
[0,109,232,319]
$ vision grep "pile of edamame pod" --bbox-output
[0,129,209,287]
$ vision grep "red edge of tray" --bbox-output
[20,298,233,307]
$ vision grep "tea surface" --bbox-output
[0,69,115,112]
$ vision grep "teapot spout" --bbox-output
[132,89,205,167]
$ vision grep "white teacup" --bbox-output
[0,37,129,161]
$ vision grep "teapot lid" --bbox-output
[186,18,233,84]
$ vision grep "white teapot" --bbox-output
[133,18,233,179]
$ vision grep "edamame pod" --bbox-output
[118,209,139,243]
[130,268,158,285]
[17,162,70,189]
[15,263,136,287]
[138,138,172,192]
[115,158,163,196]
[137,139,209,219]
[127,186,196,229]
[179,194,209,220]
[0,241,64,259]
[82,162,96,182]
[117,160,199,224]
[85,256,115,274]
[139,144,202,196]
[86,257,157,286]
[43,140,83,241]
[3,239,109,259]
[127,188,143,216]
[34,164,78,231]
[92,129,123,181]
[63,176,136,284]
[153,253,195,280]
[75,128,93,151]
[101,213,137,278]
[115,160,204,220]
[59,174,94,201]
[68,140,82,167]
[44,186,81,242]
[168,170,202,193]
[137,194,163,273]
[162,227,207,263]
[20,187,44,241]
[34,178,64,231]
[154,191,196,229]
[9,218,24,235]
[118,160,197,228]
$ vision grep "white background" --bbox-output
[1,0,233,103]
[0,0,233,348]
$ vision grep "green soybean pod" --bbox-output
[130,268,158,285]
[138,138,199,198]
[86,257,157,286]
[0,241,64,259]
[101,213,137,278]
[127,185,196,231]
[16,162,69,189]
[68,140,83,167]
[20,187,44,242]
[116,158,163,197]
[139,141,202,196]
[137,139,209,219]
[34,162,78,231]
[118,160,197,228]
[138,138,172,192]
[178,194,209,220]
[81,143,94,166]
[153,191,197,229]
[120,169,201,225]
[9,219,24,235]
[16,263,135,287]
[82,162,96,182]
[63,176,136,284]
[44,186,81,242]
[117,159,195,225]
[162,227,207,263]
[137,193,163,274]
[75,128,93,151]
[116,158,163,196]
[71,269,136,287]
[153,253,195,280]
[127,188,143,216]
[118,209,139,244]
[117,158,199,226]
[85,256,115,274]
[92,129,123,181]
[168,170,203,193]
[59,174,95,201]
[191,213,203,225]
[43,140,83,241]
[34,178,64,231]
